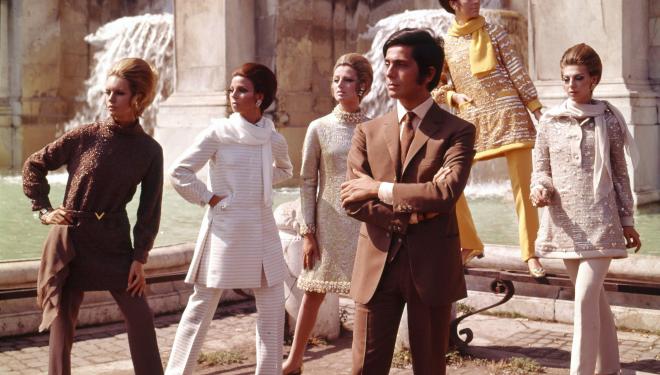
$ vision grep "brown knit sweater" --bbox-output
[23,118,163,290]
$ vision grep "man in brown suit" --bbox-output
[340,28,476,374]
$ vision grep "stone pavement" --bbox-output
[0,297,658,374]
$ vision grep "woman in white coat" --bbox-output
[166,63,293,375]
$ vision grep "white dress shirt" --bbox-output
[377,96,435,204]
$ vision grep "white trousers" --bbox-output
[564,258,620,375]
[165,279,284,375]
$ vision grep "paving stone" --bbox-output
[0,298,658,374]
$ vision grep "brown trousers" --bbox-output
[48,286,163,375]
[352,246,451,375]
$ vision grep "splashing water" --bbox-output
[65,14,174,134]
[360,8,526,119]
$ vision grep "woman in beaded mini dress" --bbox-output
[531,43,641,375]
[282,53,373,374]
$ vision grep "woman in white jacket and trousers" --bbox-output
[166,63,293,375]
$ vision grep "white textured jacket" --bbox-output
[170,114,293,288]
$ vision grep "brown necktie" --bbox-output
[400,111,416,165]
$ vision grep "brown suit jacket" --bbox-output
[345,102,475,306]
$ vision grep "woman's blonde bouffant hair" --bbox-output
[333,53,374,101]
[107,58,159,117]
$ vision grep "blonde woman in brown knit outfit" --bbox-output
[23,58,163,375]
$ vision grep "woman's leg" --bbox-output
[110,289,164,375]
[253,278,285,375]
[455,193,485,261]
[595,280,621,374]
[165,284,224,375]
[282,291,326,373]
[48,287,84,375]
[505,149,542,270]
[564,258,613,375]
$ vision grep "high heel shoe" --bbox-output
[461,248,484,265]
[527,257,546,278]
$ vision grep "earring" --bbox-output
[132,100,140,116]
[256,99,262,108]
[358,88,365,97]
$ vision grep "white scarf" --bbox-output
[210,112,275,206]
[544,99,639,203]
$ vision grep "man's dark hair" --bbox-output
[382,28,444,91]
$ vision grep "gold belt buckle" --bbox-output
[94,212,105,220]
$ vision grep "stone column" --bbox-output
[155,0,256,170]
[0,0,12,168]
[529,0,660,205]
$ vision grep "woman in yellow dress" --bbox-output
[436,0,545,276]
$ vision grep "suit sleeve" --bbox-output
[391,122,476,213]
[344,123,412,234]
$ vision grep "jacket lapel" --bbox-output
[402,104,444,174]
[381,111,401,177]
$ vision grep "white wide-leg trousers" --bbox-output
[165,279,284,375]
[564,258,620,375]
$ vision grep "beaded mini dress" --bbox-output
[297,106,368,294]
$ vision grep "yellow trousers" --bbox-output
[457,148,539,261]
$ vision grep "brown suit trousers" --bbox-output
[352,245,451,375]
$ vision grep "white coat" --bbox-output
[169,114,293,289]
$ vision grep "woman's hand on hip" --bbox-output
[623,226,642,253]
[126,260,146,297]
[208,194,227,208]
[302,234,321,270]
[41,206,74,225]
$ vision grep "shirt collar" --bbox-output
[396,96,434,124]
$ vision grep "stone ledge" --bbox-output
[461,291,660,332]
[0,243,245,338]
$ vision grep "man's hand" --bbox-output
[341,169,380,206]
